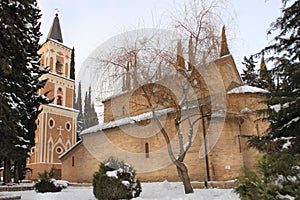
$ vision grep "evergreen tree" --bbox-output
[83,86,98,130]
[70,47,75,80]
[83,90,89,130]
[0,0,50,183]
[241,56,260,87]
[75,82,84,141]
[250,0,300,156]
[235,0,300,199]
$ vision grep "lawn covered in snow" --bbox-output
[0,181,239,200]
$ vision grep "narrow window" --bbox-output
[72,156,75,167]
[57,96,62,105]
[145,143,149,158]
[122,106,126,115]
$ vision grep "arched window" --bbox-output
[50,57,53,71]
[57,95,62,105]
[57,88,63,106]
[145,142,149,158]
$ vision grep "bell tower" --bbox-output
[27,13,78,179]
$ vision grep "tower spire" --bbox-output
[47,13,63,43]
[220,25,230,57]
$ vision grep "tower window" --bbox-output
[57,95,62,105]
[56,56,64,75]
[56,147,62,154]
[65,122,71,131]
[145,142,149,158]
[49,118,55,128]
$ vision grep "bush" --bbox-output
[234,153,300,200]
[93,157,142,200]
[35,180,62,193]
[35,167,63,193]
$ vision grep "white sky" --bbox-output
[37,0,282,75]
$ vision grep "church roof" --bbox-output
[47,13,63,43]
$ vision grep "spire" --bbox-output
[260,54,267,78]
[220,25,230,57]
[47,13,63,43]
[176,40,184,68]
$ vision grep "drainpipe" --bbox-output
[201,105,210,188]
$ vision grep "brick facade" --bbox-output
[26,39,78,180]
[60,55,268,183]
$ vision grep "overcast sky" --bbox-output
[37,0,282,75]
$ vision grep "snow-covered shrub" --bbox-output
[93,157,142,200]
[35,167,63,193]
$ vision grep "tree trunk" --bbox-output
[3,158,11,184]
[176,163,194,194]
[13,161,20,184]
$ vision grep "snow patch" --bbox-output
[281,137,295,149]
[80,108,174,136]
[0,182,240,200]
[52,179,69,188]
[227,85,269,94]
[211,110,226,118]
[240,107,252,114]
[106,170,118,178]
[122,180,130,187]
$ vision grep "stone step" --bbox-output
[0,195,21,200]
[0,185,34,192]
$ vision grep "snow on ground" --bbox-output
[0,182,239,200]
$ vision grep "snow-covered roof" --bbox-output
[227,85,269,94]
[80,108,174,136]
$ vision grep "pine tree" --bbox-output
[83,86,98,130]
[235,0,300,198]
[241,56,260,87]
[0,0,50,183]
[250,0,300,156]
[83,90,89,130]
[75,82,84,141]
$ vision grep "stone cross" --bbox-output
[57,126,64,135]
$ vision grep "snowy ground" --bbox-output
[0,181,239,200]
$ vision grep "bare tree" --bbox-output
[88,0,228,194]
[94,31,222,193]
[171,0,228,65]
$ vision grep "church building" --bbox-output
[59,28,269,184]
[26,14,78,179]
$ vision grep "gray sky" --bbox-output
[37,0,282,74]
